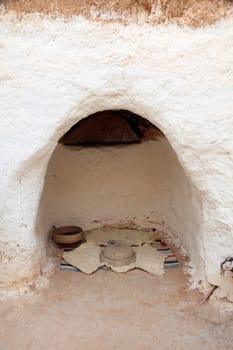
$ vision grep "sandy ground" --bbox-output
[0,262,233,350]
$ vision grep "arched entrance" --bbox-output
[36,109,202,278]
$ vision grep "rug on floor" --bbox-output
[59,234,180,273]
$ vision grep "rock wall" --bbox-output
[1,0,233,27]
[0,12,233,300]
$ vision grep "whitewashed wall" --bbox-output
[0,14,233,299]
[37,140,201,251]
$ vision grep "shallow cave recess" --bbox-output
[37,107,201,280]
[59,110,164,147]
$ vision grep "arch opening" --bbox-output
[36,109,202,277]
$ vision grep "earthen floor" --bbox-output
[0,264,233,350]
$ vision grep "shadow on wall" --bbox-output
[36,110,202,276]
[58,110,164,146]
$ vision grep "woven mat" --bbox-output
[59,236,180,272]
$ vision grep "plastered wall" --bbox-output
[0,13,233,300]
[38,140,201,254]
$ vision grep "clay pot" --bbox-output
[52,226,83,244]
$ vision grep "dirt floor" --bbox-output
[1,262,233,350]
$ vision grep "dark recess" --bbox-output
[59,110,164,147]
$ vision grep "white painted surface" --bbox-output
[0,14,233,299]
[38,140,201,256]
